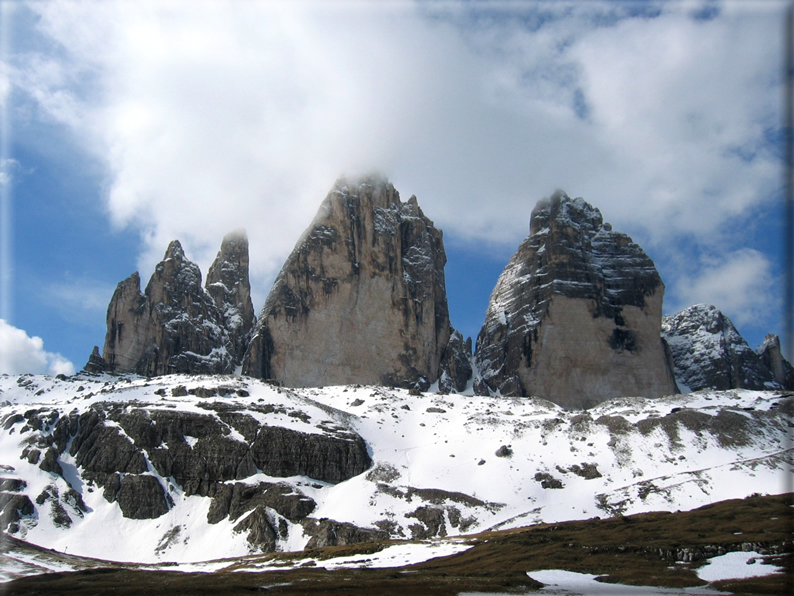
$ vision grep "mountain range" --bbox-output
[87,175,793,403]
[1,175,791,585]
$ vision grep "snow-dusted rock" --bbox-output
[662,304,785,392]
[757,334,794,390]
[205,230,256,364]
[96,234,254,376]
[437,330,473,393]
[243,175,453,390]
[475,191,678,408]
[0,373,790,563]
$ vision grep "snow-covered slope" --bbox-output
[0,372,791,565]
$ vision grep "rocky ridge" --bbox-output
[0,373,790,563]
[474,191,678,408]
[1,375,371,553]
[84,179,792,407]
[92,232,254,376]
[662,304,793,392]
[243,175,464,391]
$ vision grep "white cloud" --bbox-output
[668,248,778,330]
[7,1,786,324]
[0,319,75,375]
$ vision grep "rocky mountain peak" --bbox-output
[206,230,255,363]
[164,239,186,260]
[329,174,400,209]
[145,240,204,312]
[243,176,459,390]
[93,233,254,376]
[529,190,603,236]
[757,334,794,389]
[475,192,677,408]
[662,304,790,391]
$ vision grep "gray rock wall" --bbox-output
[206,230,256,364]
[16,401,371,522]
[99,233,254,376]
[758,334,794,390]
[243,175,452,390]
[475,192,678,408]
[662,305,788,391]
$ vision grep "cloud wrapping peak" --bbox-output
[0,319,75,376]
[7,1,785,334]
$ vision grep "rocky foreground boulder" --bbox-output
[91,231,254,376]
[244,175,465,390]
[662,304,793,391]
[475,191,678,408]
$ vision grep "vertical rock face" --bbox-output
[662,305,789,391]
[100,234,254,376]
[243,175,452,390]
[757,334,794,390]
[437,330,473,393]
[475,191,678,409]
[205,230,256,365]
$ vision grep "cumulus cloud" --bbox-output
[0,319,75,375]
[668,248,778,330]
[6,1,785,324]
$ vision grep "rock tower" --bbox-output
[662,304,792,391]
[94,232,254,375]
[243,175,460,390]
[474,191,678,408]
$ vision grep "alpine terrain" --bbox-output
[1,177,791,593]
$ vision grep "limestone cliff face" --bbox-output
[474,191,678,408]
[662,305,790,391]
[758,334,794,390]
[437,330,473,393]
[243,176,452,390]
[205,230,256,365]
[99,234,254,376]
[16,398,370,525]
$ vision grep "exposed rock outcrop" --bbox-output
[104,473,172,520]
[243,175,453,390]
[205,230,256,365]
[757,334,794,390]
[0,492,34,533]
[207,481,316,525]
[18,400,370,522]
[474,191,678,408]
[662,305,790,391]
[302,518,388,549]
[437,331,473,393]
[95,233,254,376]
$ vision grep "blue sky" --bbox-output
[0,0,789,374]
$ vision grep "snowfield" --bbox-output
[0,372,791,569]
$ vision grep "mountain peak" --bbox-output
[530,191,604,236]
[163,239,185,261]
[476,192,676,407]
[243,178,456,390]
[98,234,254,376]
[663,304,791,391]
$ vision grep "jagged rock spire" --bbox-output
[95,234,254,376]
[243,175,456,390]
[662,305,792,391]
[206,230,255,365]
[757,334,794,390]
[474,191,678,408]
